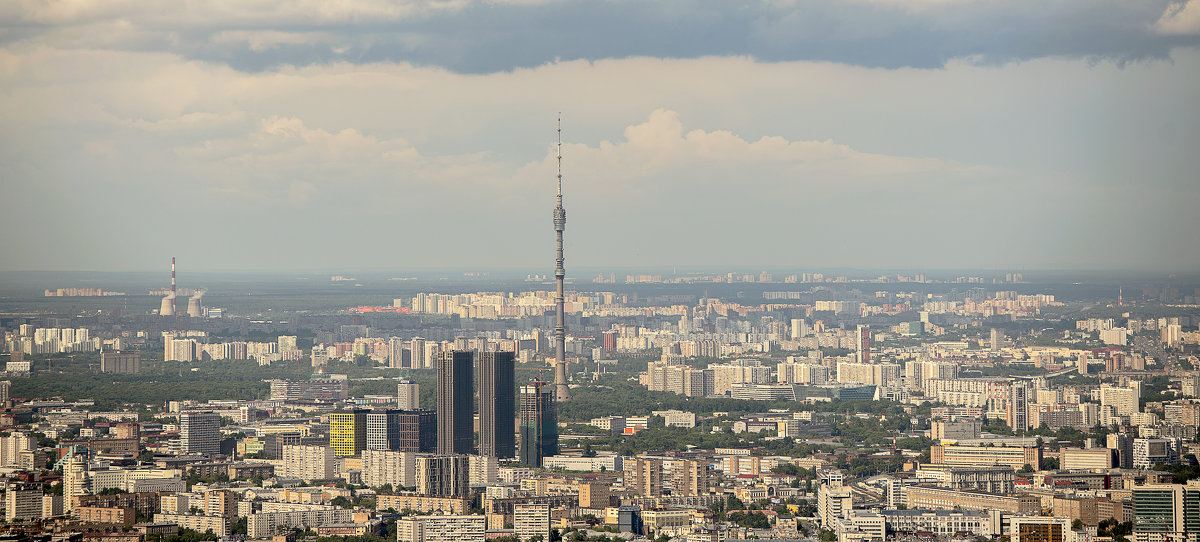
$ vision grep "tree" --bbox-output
[1019,464,1035,473]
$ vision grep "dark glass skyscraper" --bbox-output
[518,380,557,467]
[436,350,474,455]
[479,351,516,458]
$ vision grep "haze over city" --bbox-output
[2,1,1199,272]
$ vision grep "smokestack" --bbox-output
[171,257,176,318]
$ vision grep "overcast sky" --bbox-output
[2,0,1199,273]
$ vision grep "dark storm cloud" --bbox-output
[5,0,1199,72]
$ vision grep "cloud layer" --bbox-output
[1,1,1199,271]
[3,0,1200,72]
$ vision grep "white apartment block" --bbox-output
[397,515,486,542]
[282,445,335,481]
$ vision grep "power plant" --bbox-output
[552,118,570,403]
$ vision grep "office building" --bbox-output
[437,351,474,455]
[1011,516,1074,542]
[1130,484,1200,542]
[906,486,1040,515]
[931,444,1042,470]
[179,411,221,455]
[478,351,515,459]
[1134,438,1181,469]
[518,381,557,467]
[100,351,140,374]
[329,409,369,457]
[366,409,436,452]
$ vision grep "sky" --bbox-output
[2,0,1199,273]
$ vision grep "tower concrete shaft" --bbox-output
[553,118,570,402]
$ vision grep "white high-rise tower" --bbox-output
[552,117,570,403]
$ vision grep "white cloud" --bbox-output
[1155,0,1200,35]
[0,42,1196,270]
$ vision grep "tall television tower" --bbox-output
[552,117,570,403]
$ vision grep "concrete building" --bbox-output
[624,458,663,499]
[397,379,419,410]
[179,411,221,455]
[514,504,550,542]
[6,484,42,522]
[931,444,1042,469]
[1133,438,1181,469]
[1061,447,1116,470]
[931,419,983,441]
[414,455,469,498]
[282,445,335,481]
[100,352,140,374]
[397,515,485,542]
[905,485,1040,515]
[818,481,853,528]
[361,449,415,489]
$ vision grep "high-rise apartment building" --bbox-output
[179,411,221,455]
[414,455,469,497]
[397,379,420,410]
[329,409,369,457]
[857,325,871,364]
[366,409,435,452]
[1008,383,1030,432]
[478,351,515,459]
[436,351,474,455]
[514,504,551,542]
[64,454,88,512]
[362,449,416,489]
[518,381,557,468]
[623,458,663,498]
[281,445,335,481]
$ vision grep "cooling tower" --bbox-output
[187,294,203,318]
[159,295,175,316]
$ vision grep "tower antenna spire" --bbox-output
[552,114,570,402]
[557,114,563,198]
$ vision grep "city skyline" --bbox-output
[1,2,1198,272]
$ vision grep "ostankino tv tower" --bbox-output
[552,117,570,403]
